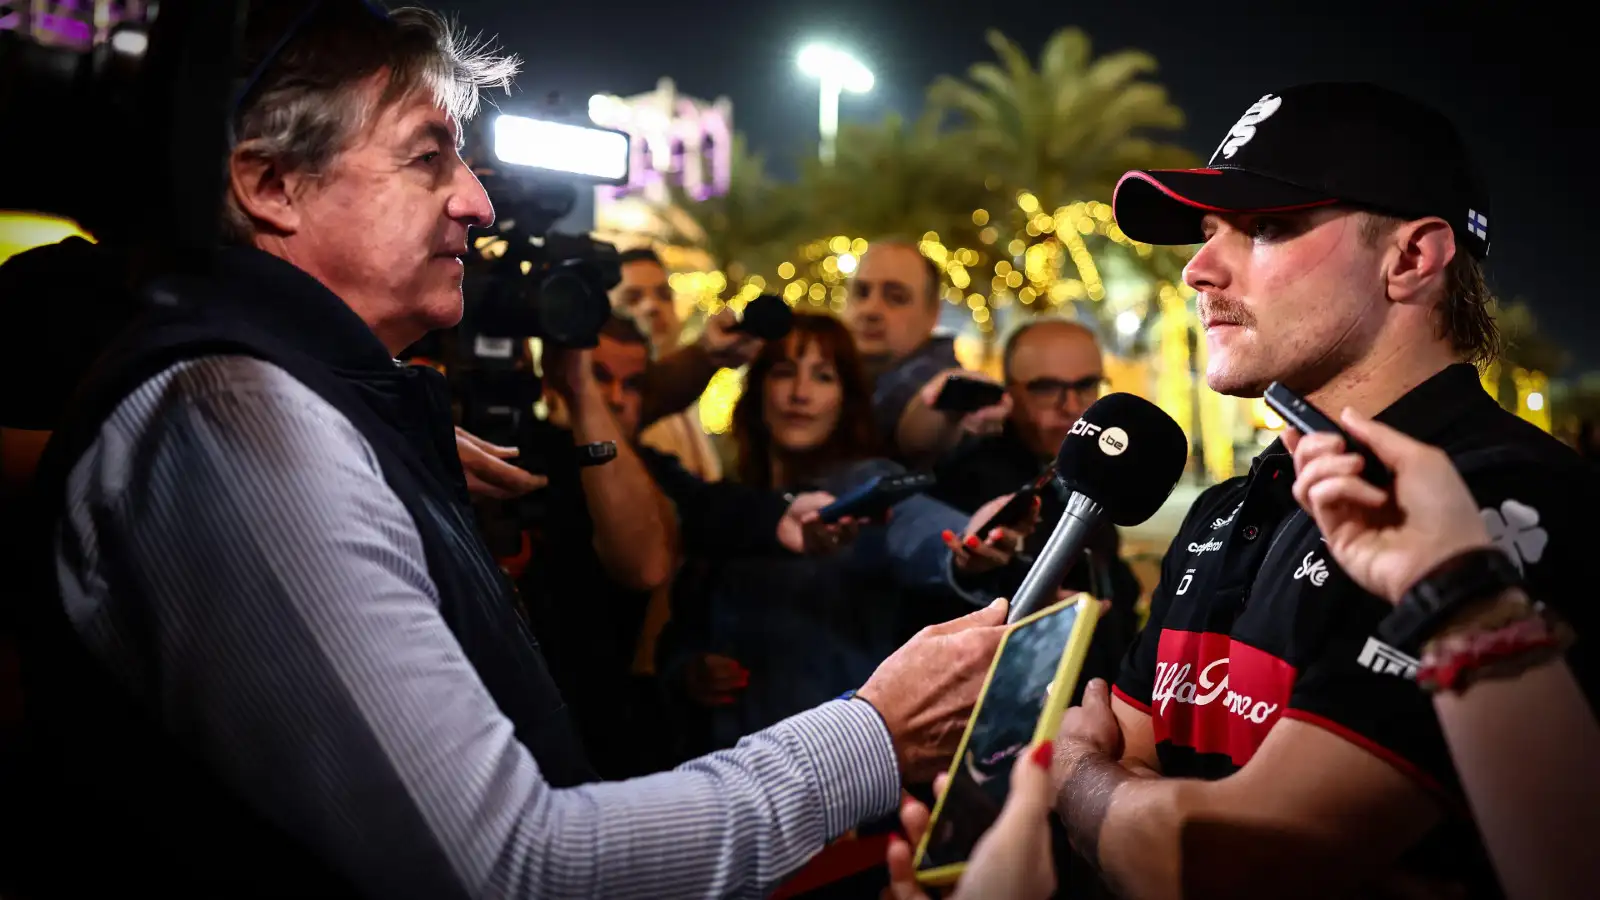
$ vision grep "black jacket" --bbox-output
[9,248,593,898]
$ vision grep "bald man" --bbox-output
[929,317,1141,694]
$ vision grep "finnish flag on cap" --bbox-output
[1467,209,1489,241]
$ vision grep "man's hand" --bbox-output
[540,344,593,402]
[886,740,1060,900]
[776,491,867,555]
[454,427,548,499]
[916,369,1012,439]
[857,599,1010,783]
[943,492,1040,576]
[684,653,748,707]
[1056,678,1125,767]
[1285,408,1491,605]
[699,308,763,369]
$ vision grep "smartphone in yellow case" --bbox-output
[912,593,1100,887]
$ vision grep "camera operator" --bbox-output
[7,4,1012,898]
[609,247,725,482]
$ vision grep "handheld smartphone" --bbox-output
[1263,381,1391,489]
[913,594,1101,886]
[932,375,1006,414]
[816,472,936,524]
[970,466,1056,537]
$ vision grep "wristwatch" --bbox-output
[1378,547,1526,652]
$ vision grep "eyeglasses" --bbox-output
[228,0,390,146]
[1017,375,1108,407]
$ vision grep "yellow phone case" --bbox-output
[912,594,1101,887]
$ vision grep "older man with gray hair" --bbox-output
[8,3,1007,898]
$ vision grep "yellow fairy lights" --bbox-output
[697,367,745,435]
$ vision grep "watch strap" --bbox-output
[1379,547,1525,652]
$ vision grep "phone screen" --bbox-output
[915,599,1086,876]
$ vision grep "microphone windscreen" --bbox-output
[1053,392,1188,526]
[739,294,794,340]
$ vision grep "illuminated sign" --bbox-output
[587,77,732,211]
[0,0,143,48]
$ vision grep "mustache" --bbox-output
[1197,294,1254,328]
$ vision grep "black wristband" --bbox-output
[575,441,617,467]
[1378,547,1525,652]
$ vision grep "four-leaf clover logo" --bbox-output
[1480,499,1548,572]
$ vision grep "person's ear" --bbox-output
[227,145,310,236]
[1383,217,1455,305]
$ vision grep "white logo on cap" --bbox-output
[1213,94,1283,162]
[1098,426,1129,456]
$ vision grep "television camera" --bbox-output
[420,106,633,499]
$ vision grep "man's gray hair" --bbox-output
[222,2,520,243]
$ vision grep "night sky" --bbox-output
[442,0,1595,370]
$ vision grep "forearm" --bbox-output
[1434,660,1600,900]
[877,494,987,604]
[568,391,678,591]
[1055,748,1196,900]
[639,344,718,429]
[534,699,900,899]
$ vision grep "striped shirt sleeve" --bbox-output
[56,355,901,900]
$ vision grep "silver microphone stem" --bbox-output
[1006,492,1105,624]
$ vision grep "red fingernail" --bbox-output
[965,536,980,549]
[940,529,955,542]
[888,833,906,849]
[988,529,1005,542]
[1031,740,1054,767]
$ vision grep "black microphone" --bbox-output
[1005,393,1189,624]
[731,294,794,340]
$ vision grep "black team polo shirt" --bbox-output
[1113,363,1594,898]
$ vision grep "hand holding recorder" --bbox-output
[1284,405,1491,605]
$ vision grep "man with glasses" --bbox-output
[932,318,1108,512]
[930,318,1142,679]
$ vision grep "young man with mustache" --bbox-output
[1029,83,1590,899]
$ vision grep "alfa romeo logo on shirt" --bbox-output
[1480,499,1547,572]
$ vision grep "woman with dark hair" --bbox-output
[732,312,883,489]
[664,313,1029,751]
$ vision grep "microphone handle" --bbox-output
[1006,492,1105,625]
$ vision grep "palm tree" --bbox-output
[797,112,990,250]
[928,28,1199,216]
[917,27,1202,353]
[1494,299,1569,376]
[656,133,804,292]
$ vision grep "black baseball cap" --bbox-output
[1113,83,1491,259]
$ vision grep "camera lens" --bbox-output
[536,262,610,347]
